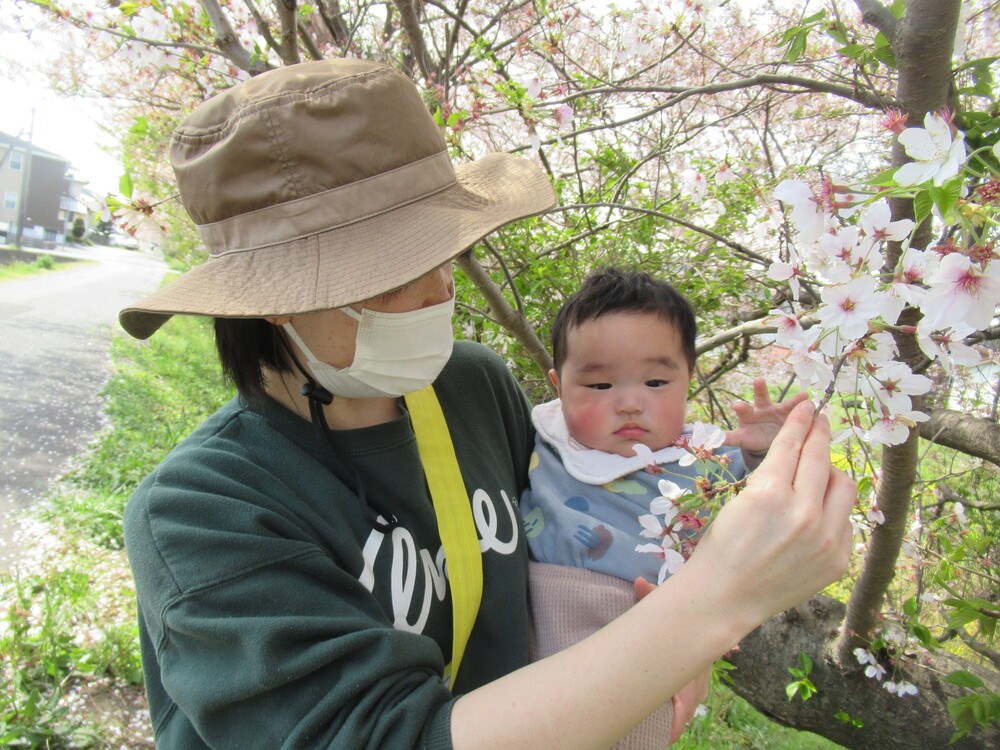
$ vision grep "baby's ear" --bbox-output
[547,369,560,393]
[265,316,292,326]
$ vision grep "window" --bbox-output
[3,191,16,210]
[9,151,23,170]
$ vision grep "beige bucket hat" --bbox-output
[119,57,556,339]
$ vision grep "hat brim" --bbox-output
[119,153,555,339]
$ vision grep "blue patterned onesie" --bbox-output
[520,399,746,584]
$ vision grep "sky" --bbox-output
[0,19,123,197]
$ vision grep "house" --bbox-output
[0,131,90,247]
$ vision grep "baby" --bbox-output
[521,267,804,747]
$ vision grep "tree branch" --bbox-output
[242,0,282,58]
[275,0,301,64]
[201,0,270,74]
[391,0,435,80]
[551,73,897,115]
[549,202,771,266]
[455,252,553,378]
[919,409,1000,468]
[853,0,899,40]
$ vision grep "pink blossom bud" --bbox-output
[879,108,910,134]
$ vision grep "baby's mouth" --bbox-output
[615,423,647,438]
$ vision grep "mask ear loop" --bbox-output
[278,327,398,533]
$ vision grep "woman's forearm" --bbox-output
[451,562,750,749]
[452,401,855,749]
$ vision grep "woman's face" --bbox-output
[282,261,455,368]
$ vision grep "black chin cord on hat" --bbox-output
[281,336,398,533]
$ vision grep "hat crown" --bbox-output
[171,58,449,233]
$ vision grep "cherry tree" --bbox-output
[6,0,999,746]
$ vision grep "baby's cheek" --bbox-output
[564,401,610,445]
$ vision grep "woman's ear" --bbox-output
[265,316,292,326]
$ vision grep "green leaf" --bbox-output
[911,624,937,651]
[783,31,808,63]
[825,24,848,45]
[119,171,134,199]
[883,164,907,188]
[872,33,896,68]
[944,670,986,690]
[798,652,814,674]
[128,116,150,136]
[903,596,918,617]
[837,43,865,60]
[913,190,933,225]
[786,682,801,700]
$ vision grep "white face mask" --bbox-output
[282,296,456,399]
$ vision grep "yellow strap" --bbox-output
[404,385,483,688]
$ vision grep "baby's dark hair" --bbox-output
[551,267,697,373]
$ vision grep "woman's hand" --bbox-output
[682,400,856,627]
[451,402,855,750]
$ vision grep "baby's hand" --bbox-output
[724,378,808,463]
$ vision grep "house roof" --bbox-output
[0,130,68,162]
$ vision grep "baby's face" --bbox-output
[552,311,691,457]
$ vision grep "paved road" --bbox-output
[0,245,168,572]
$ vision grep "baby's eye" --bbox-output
[645,379,670,388]
[585,383,613,390]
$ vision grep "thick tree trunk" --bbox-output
[835,0,961,659]
[728,597,1000,749]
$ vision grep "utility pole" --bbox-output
[14,108,35,250]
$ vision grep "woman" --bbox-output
[120,58,855,749]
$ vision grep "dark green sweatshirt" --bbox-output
[124,341,534,749]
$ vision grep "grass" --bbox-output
[0,315,232,748]
[0,253,85,282]
[0,315,857,748]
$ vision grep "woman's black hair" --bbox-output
[214,318,294,400]
[551,267,697,374]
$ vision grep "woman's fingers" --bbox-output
[750,400,821,488]
[825,467,858,575]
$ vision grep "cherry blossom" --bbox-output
[677,423,725,467]
[649,479,684,514]
[786,327,834,390]
[815,275,880,341]
[884,681,919,697]
[767,256,805,300]
[916,321,983,372]
[895,112,967,187]
[866,505,886,525]
[715,163,736,184]
[846,332,898,367]
[921,252,1000,331]
[867,397,930,447]
[635,542,686,583]
[769,309,806,348]
[881,248,937,323]
[868,361,932,405]
[553,104,574,129]
[774,180,829,243]
[859,200,916,244]
[854,649,887,680]
[681,168,708,201]
[879,108,909,134]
